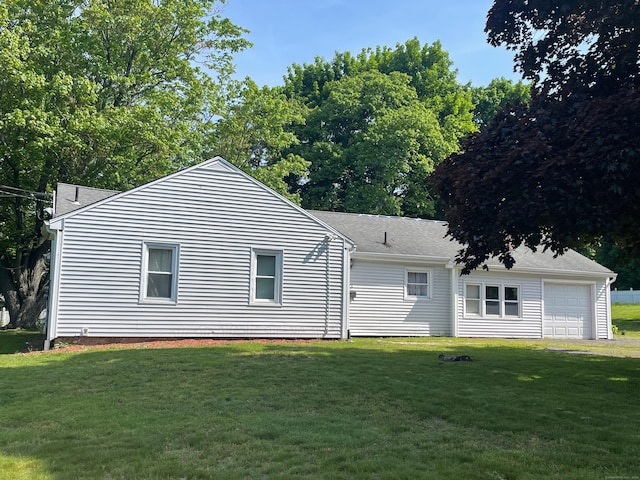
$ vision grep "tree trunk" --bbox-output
[0,241,50,330]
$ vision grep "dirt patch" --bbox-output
[27,337,330,355]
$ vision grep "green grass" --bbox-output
[1,338,639,479]
[0,330,44,354]
[612,303,640,336]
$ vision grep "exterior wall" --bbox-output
[457,271,611,339]
[53,161,346,339]
[348,259,452,336]
[457,271,543,338]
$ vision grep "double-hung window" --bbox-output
[405,269,431,299]
[251,249,283,306]
[465,283,520,317]
[142,243,179,303]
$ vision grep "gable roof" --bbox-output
[48,158,354,247]
[310,210,614,276]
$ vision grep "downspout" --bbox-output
[446,260,458,337]
[606,276,614,340]
[341,242,355,340]
[44,219,63,350]
[324,234,335,337]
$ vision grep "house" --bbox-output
[45,157,615,348]
[311,211,615,340]
[46,157,355,349]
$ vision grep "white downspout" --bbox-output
[446,261,458,337]
[606,277,614,340]
[44,219,63,350]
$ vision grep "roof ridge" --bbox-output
[309,209,448,225]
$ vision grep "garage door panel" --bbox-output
[544,283,592,339]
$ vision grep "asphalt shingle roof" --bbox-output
[55,183,118,216]
[310,210,614,276]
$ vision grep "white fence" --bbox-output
[611,289,640,304]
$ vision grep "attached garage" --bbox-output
[544,283,593,339]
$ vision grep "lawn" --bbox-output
[0,337,639,479]
[0,330,44,354]
[612,303,640,336]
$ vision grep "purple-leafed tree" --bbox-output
[432,0,640,273]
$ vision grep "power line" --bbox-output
[0,185,53,197]
[0,191,51,202]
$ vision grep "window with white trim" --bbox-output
[251,249,283,305]
[465,284,481,314]
[142,243,179,303]
[405,269,431,299]
[464,283,520,317]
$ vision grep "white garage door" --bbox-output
[544,283,592,339]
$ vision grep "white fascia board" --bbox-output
[352,251,451,265]
[352,252,614,279]
[481,264,615,279]
[46,218,64,231]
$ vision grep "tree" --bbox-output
[284,39,476,217]
[470,77,530,127]
[431,0,640,273]
[0,0,249,328]
[589,241,640,290]
[205,79,309,202]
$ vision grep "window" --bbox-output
[504,286,519,316]
[464,283,520,318]
[465,284,481,314]
[405,270,431,299]
[485,286,500,315]
[142,243,179,303]
[251,249,283,305]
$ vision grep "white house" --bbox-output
[46,157,354,349]
[45,157,615,348]
[311,211,615,340]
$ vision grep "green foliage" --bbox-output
[0,0,249,327]
[584,241,640,290]
[1,339,639,479]
[470,77,530,127]
[283,38,476,217]
[432,0,640,272]
[206,79,309,202]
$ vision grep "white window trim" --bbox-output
[140,242,180,304]
[404,268,432,300]
[463,282,521,319]
[250,248,283,307]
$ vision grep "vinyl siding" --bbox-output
[595,280,611,339]
[457,272,611,339]
[348,260,452,336]
[54,161,346,339]
[457,271,543,338]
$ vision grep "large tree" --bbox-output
[470,77,530,128]
[284,38,476,217]
[0,0,248,328]
[205,79,309,202]
[432,0,640,273]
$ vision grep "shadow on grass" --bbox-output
[613,319,640,333]
[0,330,44,354]
[0,341,639,479]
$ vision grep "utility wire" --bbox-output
[0,191,51,202]
[0,185,53,197]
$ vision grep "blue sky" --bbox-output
[221,0,522,88]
